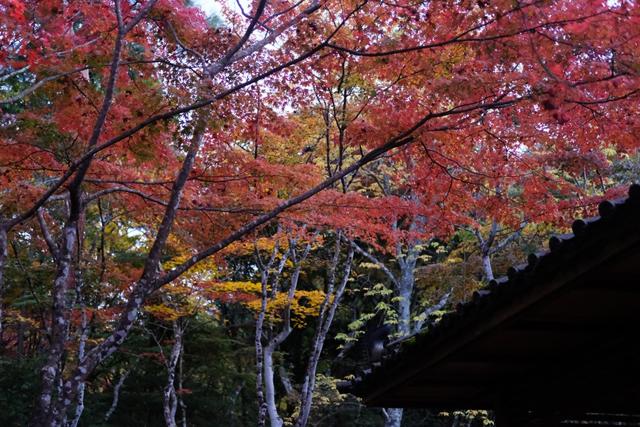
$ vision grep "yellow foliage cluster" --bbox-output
[5,310,40,328]
[214,281,326,328]
[246,290,327,328]
[162,235,219,279]
[144,304,185,322]
[214,281,261,294]
[224,237,287,257]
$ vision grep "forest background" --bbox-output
[0,0,639,426]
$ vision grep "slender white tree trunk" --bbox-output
[384,408,404,427]
[296,243,354,427]
[0,227,7,342]
[278,366,294,396]
[163,321,184,427]
[104,370,130,422]
[178,350,187,427]
[263,345,284,427]
[255,234,309,427]
[34,223,77,426]
[69,296,89,427]
[385,231,419,427]
[397,268,413,337]
[256,274,269,427]
[482,252,494,282]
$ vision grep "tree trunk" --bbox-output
[69,382,85,427]
[255,275,269,427]
[384,408,404,427]
[30,10,128,422]
[482,252,494,282]
[278,366,294,397]
[263,344,283,427]
[104,370,129,422]
[61,116,208,412]
[178,349,187,427]
[255,236,304,427]
[397,270,413,337]
[388,238,419,427]
[32,223,77,426]
[413,291,451,332]
[0,227,7,342]
[69,300,89,427]
[398,228,420,336]
[163,321,183,427]
[296,245,353,427]
[62,283,146,417]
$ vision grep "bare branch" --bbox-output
[165,19,205,62]
[83,186,261,214]
[123,0,160,33]
[0,65,29,82]
[0,66,92,105]
[207,0,320,76]
[349,240,398,286]
[140,115,208,280]
[412,290,451,332]
[36,209,59,261]
[104,370,130,422]
[221,0,269,65]
[490,222,527,254]
[327,7,611,58]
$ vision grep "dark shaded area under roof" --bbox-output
[342,184,640,426]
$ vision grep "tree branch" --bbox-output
[36,209,59,261]
[349,240,398,286]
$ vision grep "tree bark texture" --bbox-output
[163,321,184,427]
[296,244,354,427]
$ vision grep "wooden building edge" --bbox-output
[341,184,640,426]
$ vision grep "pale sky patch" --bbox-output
[192,0,223,16]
